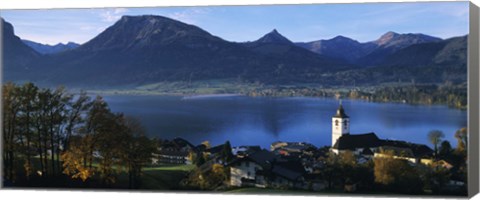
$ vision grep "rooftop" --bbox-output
[333,132,381,150]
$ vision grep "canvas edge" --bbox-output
[0,10,4,190]
[468,1,480,198]
[0,2,477,199]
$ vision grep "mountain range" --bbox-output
[1,15,467,88]
[22,40,80,55]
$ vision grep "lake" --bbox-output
[103,95,467,149]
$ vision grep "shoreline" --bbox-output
[85,89,466,110]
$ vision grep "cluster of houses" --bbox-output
[151,103,460,191]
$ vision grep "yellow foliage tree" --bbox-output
[202,141,211,149]
[61,143,93,182]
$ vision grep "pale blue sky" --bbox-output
[0,2,469,45]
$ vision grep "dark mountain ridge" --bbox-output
[22,40,80,55]
[357,31,443,66]
[1,18,40,81]
[297,31,444,65]
[296,35,376,63]
[14,15,351,87]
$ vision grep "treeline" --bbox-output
[2,82,154,188]
[242,83,467,109]
[347,84,467,109]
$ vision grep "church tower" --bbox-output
[332,102,350,147]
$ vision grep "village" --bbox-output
[150,104,468,194]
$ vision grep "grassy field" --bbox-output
[225,187,315,194]
[139,164,195,190]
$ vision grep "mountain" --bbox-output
[22,40,80,54]
[297,32,442,65]
[334,35,468,85]
[296,36,376,63]
[21,16,350,87]
[2,16,466,88]
[252,29,293,45]
[380,35,466,67]
[243,29,347,62]
[373,31,442,49]
[1,18,40,81]
[240,30,352,83]
[357,31,443,66]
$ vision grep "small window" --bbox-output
[335,120,339,126]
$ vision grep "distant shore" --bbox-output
[181,93,243,99]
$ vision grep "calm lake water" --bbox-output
[103,95,467,149]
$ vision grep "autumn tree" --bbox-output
[322,151,342,189]
[201,141,211,149]
[454,127,467,155]
[428,130,445,159]
[374,149,423,194]
[61,136,94,182]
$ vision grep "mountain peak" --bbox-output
[255,29,293,45]
[330,35,357,43]
[80,14,218,51]
[374,31,442,47]
[376,31,400,45]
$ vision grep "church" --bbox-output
[330,102,434,164]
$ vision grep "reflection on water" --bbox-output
[103,95,467,149]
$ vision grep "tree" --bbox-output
[428,130,445,159]
[2,82,22,182]
[83,95,112,170]
[63,91,92,151]
[61,136,94,182]
[454,127,467,154]
[219,141,233,164]
[373,149,423,194]
[438,140,452,159]
[122,116,155,189]
[195,153,206,167]
[201,141,211,149]
[17,83,39,180]
[322,151,342,189]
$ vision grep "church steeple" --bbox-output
[334,103,349,118]
[332,101,350,147]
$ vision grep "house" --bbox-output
[158,137,195,152]
[376,140,434,164]
[232,145,261,157]
[271,141,316,157]
[269,160,308,189]
[151,150,191,165]
[152,137,195,165]
[229,150,276,187]
[228,150,309,189]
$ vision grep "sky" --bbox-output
[0,1,469,45]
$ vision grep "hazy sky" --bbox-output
[0,1,469,45]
